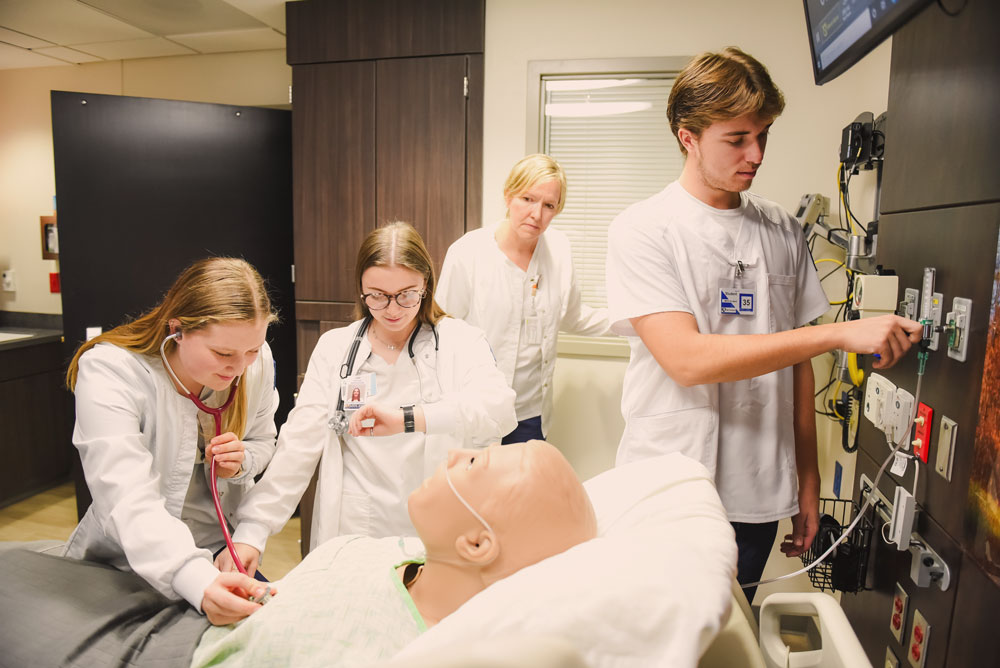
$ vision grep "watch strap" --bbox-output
[403,405,415,433]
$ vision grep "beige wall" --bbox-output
[484,0,890,602]
[0,49,290,314]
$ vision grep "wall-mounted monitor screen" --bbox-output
[804,0,933,85]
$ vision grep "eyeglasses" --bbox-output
[361,289,425,310]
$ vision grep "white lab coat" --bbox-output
[63,342,279,609]
[437,224,612,435]
[606,184,830,522]
[236,316,516,551]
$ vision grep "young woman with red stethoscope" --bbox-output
[64,257,280,625]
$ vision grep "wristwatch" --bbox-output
[402,405,415,433]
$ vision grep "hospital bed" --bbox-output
[0,453,871,668]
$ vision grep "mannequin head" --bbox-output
[408,440,597,585]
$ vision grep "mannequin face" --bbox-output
[170,319,268,394]
[409,445,522,558]
[409,441,597,577]
[360,264,426,338]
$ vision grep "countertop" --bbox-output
[0,327,63,352]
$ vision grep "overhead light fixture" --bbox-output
[545,101,652,117]
[545,78,641,92]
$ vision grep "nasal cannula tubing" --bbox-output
[159,333,247,576]
[741,363,925,590]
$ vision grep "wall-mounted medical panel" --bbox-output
[856,203,1000,543]
[880,0,1000,214]
[842,449,962,668]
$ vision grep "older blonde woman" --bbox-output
[438,154,612,443]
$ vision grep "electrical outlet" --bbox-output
[889,582,908,643]
[907,609,930,668]
[1,269,15,292]
[912,403,933,463]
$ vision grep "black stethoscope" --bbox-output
[159,332,248,575]
[327,314,439,435]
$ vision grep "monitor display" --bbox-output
[804,0,933,85]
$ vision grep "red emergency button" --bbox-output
[914,625,924,643]
[894,597,903,612]
[892,613,901,629]
[912,643,921,661]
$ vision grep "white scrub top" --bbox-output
[606,183,830,522]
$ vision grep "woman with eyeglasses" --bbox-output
[236,221,516,549]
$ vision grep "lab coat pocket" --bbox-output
[619,406,718,474]
[766,273,797,334]
[339,491,372,536]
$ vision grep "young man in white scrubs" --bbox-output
[606,47,923,603]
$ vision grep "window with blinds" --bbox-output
[542,75,684,308]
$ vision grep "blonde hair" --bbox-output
[66,257,277,438]
[667,47,785,155]
[354,221,447,325]
[503,154,568,215]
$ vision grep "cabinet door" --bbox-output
[376,55,470,271]
[292,61,376,302]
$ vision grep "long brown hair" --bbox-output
[353,221,447,326]
[66,257,278,438]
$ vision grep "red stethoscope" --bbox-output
[160,332,247,575]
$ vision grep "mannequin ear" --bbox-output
[677,127,699,155]
[454,529,500,566]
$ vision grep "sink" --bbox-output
[0,332,33,343]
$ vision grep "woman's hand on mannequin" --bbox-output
[202,572,275,625]
[207,432,245,478]
[214,542,260,578]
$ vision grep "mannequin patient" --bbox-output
[191,440,597,667]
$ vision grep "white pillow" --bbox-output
[394,453,738,668]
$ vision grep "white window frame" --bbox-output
[526,57,690,358]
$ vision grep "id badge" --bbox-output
[720,287,756,316]
[342,372,377,410]
[524,316,542,345]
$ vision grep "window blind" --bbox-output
[543,76,683,307]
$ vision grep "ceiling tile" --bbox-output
[72,37,196,60]
[78,0,264,36]
[223,0,287,33]
[0,40,69,69]
[0,26,54,49]
[33,45,104,63]
[168,27,284,53]
[0,0,152,44]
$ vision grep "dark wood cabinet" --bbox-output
[288,0,485,386]
[0,339,73,507]
[292,61,376,304]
